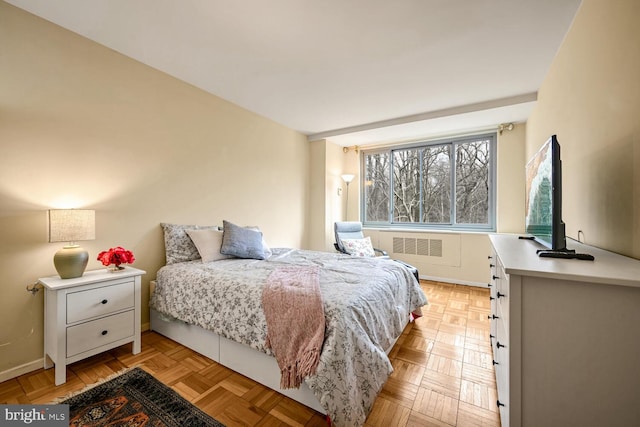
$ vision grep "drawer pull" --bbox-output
[101,330,108,336]
[490,334,495,340]
[492,359,499,365]
[488,256,493,260]
[497,341,505,348]
[101,299,108,305]
[489,296,495,301]
[492,275,499,280]
[497,292,506,298]
[488,314,500,320]
[487,283,492,287]
[497,400,505,408]
[489,263,495,268]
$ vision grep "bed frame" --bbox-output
[149,307,325,413]
[149,283,405,416]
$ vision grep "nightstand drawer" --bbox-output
[67,310,135,357]
[67,280,134,324]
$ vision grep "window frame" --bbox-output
[361,132,497,232]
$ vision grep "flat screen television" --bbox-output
[525,135,568,252]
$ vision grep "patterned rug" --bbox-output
[61,367,225,427]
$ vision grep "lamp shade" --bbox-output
[49,209,95,279]
[341,174,355,184]
[49,209,95,243]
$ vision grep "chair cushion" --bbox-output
[334,221,364,233]
[341,237,376,257]
[334,221,366,253]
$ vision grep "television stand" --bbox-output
[489,234,640,426]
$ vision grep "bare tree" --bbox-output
[393,149,420,222]
[455,140,489,224]
[422,145,451,223]
[364,153,390,222]
[363,137,491,226]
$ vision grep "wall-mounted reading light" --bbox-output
[342,145,359,154]
[498,123,515,135]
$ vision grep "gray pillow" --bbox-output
[161,223,219,265]
[220,220,266,260]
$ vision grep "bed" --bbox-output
[149,223,428,427]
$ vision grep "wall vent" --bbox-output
[417,239,429,256]
[392,237,443,257]
[393,237,404,253]
[430,239,443,257]
[405,238,417,254]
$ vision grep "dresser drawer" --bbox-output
[496,288,509,335]
[495,262,510,326]
[495,315,509,360]
[67,280,134,324]
[66,310,135,357]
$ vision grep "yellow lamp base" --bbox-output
[53,245,89,279]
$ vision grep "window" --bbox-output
[362,133,496,231]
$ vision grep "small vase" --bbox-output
[107,264,125,272]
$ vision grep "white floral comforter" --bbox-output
[149,248,428,427]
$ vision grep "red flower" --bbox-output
[97,246,135,267]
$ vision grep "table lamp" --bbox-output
[49,209,95,279]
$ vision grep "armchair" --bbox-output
[334,221,420,283]
[334,221,388,257]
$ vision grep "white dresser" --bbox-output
[38,267,145,385]
[488,234,640,427]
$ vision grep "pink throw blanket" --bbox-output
[262,266,325,389]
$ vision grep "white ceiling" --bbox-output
[7,0,582,146]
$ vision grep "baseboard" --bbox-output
[420,275,488,288]
[2,323,152,384]
[0,359,42,383]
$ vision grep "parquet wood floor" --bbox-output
[0,281,500,426]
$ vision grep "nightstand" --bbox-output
[38,266,145,385]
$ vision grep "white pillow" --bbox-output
[186,229,233,262]
[341,237,376,257]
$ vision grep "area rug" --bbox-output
[60,367,225,427]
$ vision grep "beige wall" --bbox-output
[308,141,328,251]
[343,148,361,221]
[307,140,359,251]
[526,0,640,258]
[497,124,526,233]
[0,3,309,378]
[326,142,345,246]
